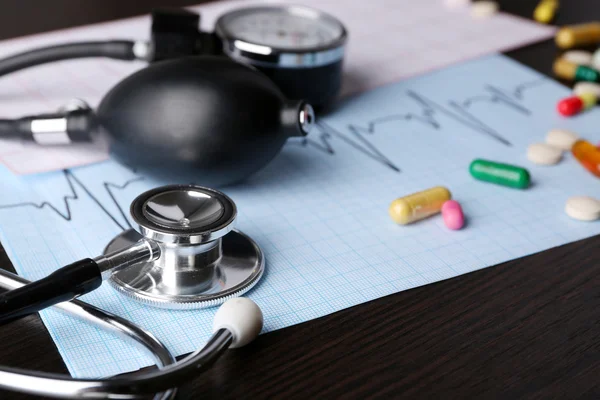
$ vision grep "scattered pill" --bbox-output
[555,22,600,49]
[545,129,579,150]
[389,186,451,225]
[593,48,600,70]
[534,0,558,24]
[441,200,465,230]
[557,93,596,116]
[527,143,563,165]
[553,58,600,82]
[470,1,499,19]
[572,139,600,178]
[444,0,471,8]
[469,159,530,189]
[565,196,600,221]
[573,81,600,97]
[563,50,593,66]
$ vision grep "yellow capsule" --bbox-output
[580,92,597,109]
[389,186,452,225]
[556,23,600,49]
[534,0,558,24]
[553,57,577,80]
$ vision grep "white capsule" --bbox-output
[545,129,579,151]
[470,1,499,18]
[565,196,600,221]
[527,143,563,165]
[563,50,593,66]
[592,48,600,70]
[573,82,600,97]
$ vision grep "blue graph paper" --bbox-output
[1,54,600,378]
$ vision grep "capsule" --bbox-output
[469,159,530,189]
[534,0,558,24]
[563,50,593,66]
[553,58,600,83]
[573,81,600,97]
[555,22,600,49]
[572,140,600,178]
[557,93,596,116]
[593,48,600,70]
[389,186,451,225]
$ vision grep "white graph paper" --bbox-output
[1,55,600,378]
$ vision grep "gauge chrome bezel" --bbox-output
[215,5,347,69]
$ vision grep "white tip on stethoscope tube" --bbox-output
[213,298,263,348]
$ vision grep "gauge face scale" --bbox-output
[219,7,345,51]
[215,5,347,108]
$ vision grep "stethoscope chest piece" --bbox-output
[104,185,264,309]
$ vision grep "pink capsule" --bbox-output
[441,200,465,230]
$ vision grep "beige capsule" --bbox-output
[389,186,452,225]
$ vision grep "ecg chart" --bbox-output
[0,0,554,173]
[2,55,600,378]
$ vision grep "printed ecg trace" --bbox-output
[0,77,550,229]
[296,78,548,172]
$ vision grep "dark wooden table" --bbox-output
[1,0,599,398]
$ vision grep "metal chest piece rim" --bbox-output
[105,184,265,309]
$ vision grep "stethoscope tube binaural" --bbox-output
[0,330,233,399]
[0,269,176,400]
[0,267,264,399]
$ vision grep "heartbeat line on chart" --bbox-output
[295,79,547,172]
[0,169,144,230]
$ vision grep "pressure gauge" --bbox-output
[215,5,347,108]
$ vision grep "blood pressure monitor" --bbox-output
[215,5,348,108]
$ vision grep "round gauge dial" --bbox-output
[216,6,346,51]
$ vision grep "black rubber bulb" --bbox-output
[96,56,314,187]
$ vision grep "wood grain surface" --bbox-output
[0,0,599,399]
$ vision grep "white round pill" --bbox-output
[565,196,600,221]
[545,129,579,151]
[573,82,600,97]
[470,1,499,18]
[563,50,593,66]
[527,143,563,165]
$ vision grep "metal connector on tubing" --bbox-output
[94,239,161,280]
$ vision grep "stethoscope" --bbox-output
[0,184,266,398]
[0,5,347,187]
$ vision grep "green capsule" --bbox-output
[575,65,600,83]
[469,159,530,189]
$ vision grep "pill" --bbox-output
[565,196,600,221]
[389,186,451,225]
[553,58,600,82]
[572,139,600,178]
[555,23,600,49]
[534,0,558,24]
[593,48,600,70]
[573,81,600,97]
[545,129,579,150]
[470,1,499,18]
[469,159,530,189]
[527,143,563,165]
[563,50,593,66]
[557,93,596,116]
[441,200,465,230]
